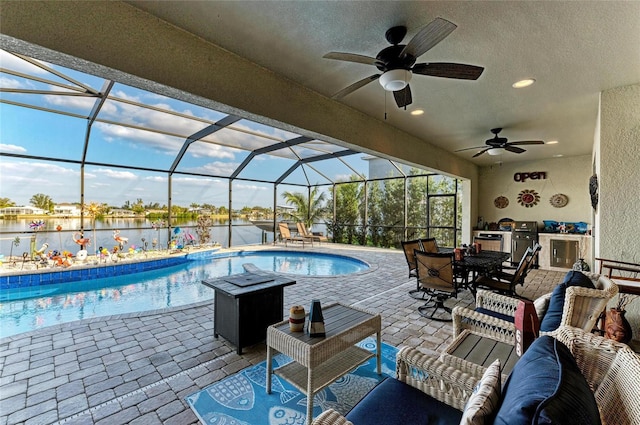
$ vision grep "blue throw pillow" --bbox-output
[493,336,601,425]
[539,271,594,332]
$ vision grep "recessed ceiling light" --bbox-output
[547,140,559,144]
[512,79,536,89]
[553,154,563,158]
[410,109,424,116]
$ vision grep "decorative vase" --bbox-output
[572,258,590,272]
[308,300,326,337]
[289,305,305,332]
[605,308,632,344]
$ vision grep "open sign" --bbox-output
[514,171,546,182]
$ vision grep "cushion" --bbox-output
[345,377,463,425]
[539,271,594,332]
[493,336,601,425]
[460,359,501,424]
[475,307,514,323]
[533,294,550,320]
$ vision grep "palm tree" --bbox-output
[84,202,103,255]
[281,187,327,229]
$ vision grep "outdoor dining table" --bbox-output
[444,249,511,290]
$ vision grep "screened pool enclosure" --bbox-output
[0,49,463,255]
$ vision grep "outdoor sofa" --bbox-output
[311,326,640,425]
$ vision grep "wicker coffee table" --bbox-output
[266,303,381,424]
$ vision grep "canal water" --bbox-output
[0,217,280,257]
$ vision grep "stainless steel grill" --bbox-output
[512,221,538,267]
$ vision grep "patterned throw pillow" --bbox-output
[460,359,501,425]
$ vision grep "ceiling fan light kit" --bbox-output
[487,148,502,156]
[379,69,412,91]
[324,17,483,109]
[512,78,536,88]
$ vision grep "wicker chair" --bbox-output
[554,326,640,425]
[453,272,619,340]
[311,346,483,425]
[311,326,640,425]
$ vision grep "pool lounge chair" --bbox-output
[279,222,312,247]
[297,222,328,244]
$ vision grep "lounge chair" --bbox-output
[297,222,328,244]
[279,222,312,247]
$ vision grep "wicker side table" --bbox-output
[443,329,517,382]
[266,303,382,425]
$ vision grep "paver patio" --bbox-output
[0,244,563,425]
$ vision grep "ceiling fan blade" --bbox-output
[472,148,491,158]
[400,17,457,59]
[331,74,381,99]
[413,62,484,80]
[504,145,526,154]
[323,52,379,66]
[455,145,488,153]
[393,84,412,108]
[507,140,545,146]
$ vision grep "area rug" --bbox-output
[186,337,398,425]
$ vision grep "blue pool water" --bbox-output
[0,251,368,338]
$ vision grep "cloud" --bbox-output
[187,161,240,176]
[171,176,223,186]
[234,183,268,191]
[91,168,138,180]
[0,51,48,75]
[0,144,27,153]
[0,75,33,90]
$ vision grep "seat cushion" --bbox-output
[475,307,515,323]
[493,336,601,425]
[539,271,594,332]
[345,377,463,425]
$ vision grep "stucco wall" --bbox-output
[599,84,640,344]
[477,155,592,230]
[599,84,640,263]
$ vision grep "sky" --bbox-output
[0,50,383,209]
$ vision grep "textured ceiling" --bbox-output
[125,1,640,165]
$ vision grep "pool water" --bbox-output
[0,251,368,338]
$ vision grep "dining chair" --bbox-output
[472,235,503,252]
[414,250,459,321]
[419,237,439,253]
[472,245,536,297]
[401,239,422,279]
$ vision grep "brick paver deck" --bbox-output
[0,244,564,425]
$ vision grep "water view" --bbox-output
[0,217,291,259]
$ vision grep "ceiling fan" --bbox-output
[323,17,484,108]
[456,128,545,158]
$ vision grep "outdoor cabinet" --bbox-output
[551,239,579,268]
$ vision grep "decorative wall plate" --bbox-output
[494,196,509,209]
[550,193,569,208]
[517,189,540,208]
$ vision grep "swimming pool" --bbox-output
[0,250,368,338]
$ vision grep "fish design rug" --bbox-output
[186,337,397,425]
